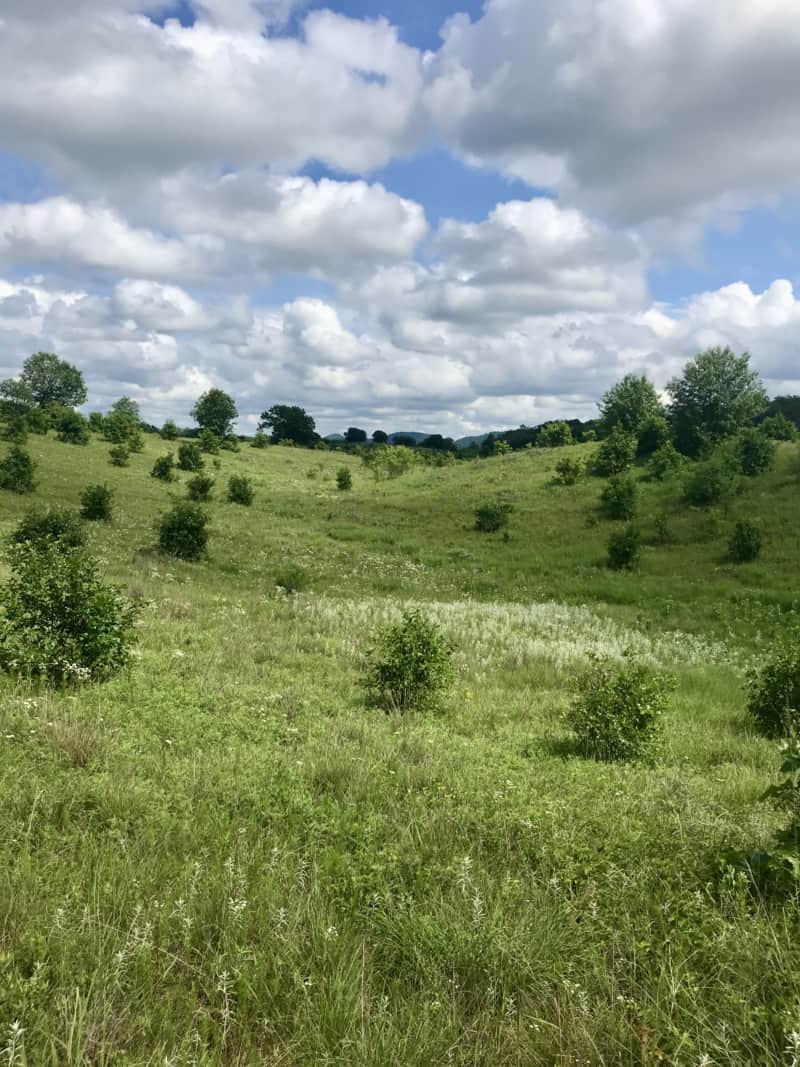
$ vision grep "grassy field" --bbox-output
[2,432,800,1065]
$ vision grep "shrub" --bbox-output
[646,442,684,481]
[157,502,209,560]
[589,427,636,476]
[364,609,454,713]
[198,428,221,454]
[537,421,573,448]
[747,651,800,738]
[177,442,204,472]
[221,435,240,452]
[653,512,673,546]
[54,408,90,445]
[683,457,737,507]
[79,483,114,522]
[186,473,215,501]
[752,742,800,894]
[274,564,309,594]
[227,474,254,506]
[636,414,670,458]
[474,501,513,532]
[151,453,176,481]
[25,408,49,435]
[336,466,352,491]
[735,427,776,477]
[11,506,85,550]
[2,416,28,444]
[0,445,36,493]
[607,524,641,570]
[552,457,582,485]
[566,658,672,762]
[0,541,138,685]
[729,519,762,563]
[761,413,797,441]
[251,430,269,449]
[127,428,145,453]
[103,410,139,446]
[600,473,638,520]
[109,444,130,467]
[88,412,105,433]
[161,419,179,440]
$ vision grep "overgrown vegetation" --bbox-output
[364,609,454,713]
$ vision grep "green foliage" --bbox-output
[729,520,762,563]
[600,473,638,520]
[755,742,800,893]
[186,473,215,501]
[103,410,139,446]
[2,351,87,410]
[1,415,28,444]
[683,455,738,507]
[11,506,86,550]
[88,411,105,433]
[599,374,662,437]
[760,412,798,441]
[198,428,221,454]
[747,650,800,738]
[735,427,776,477]
[607,524,641,570]
[667,346,768,456]
[151,453,176,481]
[227,474,254,506]
[474,501,513,532]
[0,445,36,493]
[221,435,240,452]
[177,441,204,472]
[566,658,671,761]
[80,483,114,522]
[259,404,318,446]
[336,466,352,491]
[552,456,583,485]
[160,419,179,440]
[109,444,130,467]
[251,430,269,449]
[589,427,636,476]
[157,502,210,560]
[54,407,90,445]
[645,441,684,481]
[0,541,137,685]
[361,444,418,481]
[493,439,512,455]
[191,388,238,438]
[345,427,368,443]
[636,414,670,458]
[25,407,50,434]
[0,376,35,419]
[364,609,454,713]
[537,421,573,448]
[274,564,309,593]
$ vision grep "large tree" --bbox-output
[1,352,87,410]
[191,388,238,438]
[345,427,368,443]
[667,346,768,456]
[599,374,663,437]
[259,404,318,446]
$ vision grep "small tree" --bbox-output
[88,412,105,434]
[158,502,209,560]
[0,446,36,493]
[80,484,114,522]
[55,408,90,445]
[599,374,662,437]
[11,506,85,550]
[761,413,797,442]
[372,430,389,444]
[151,453,176,481]
[645,442,684,481]
[589,427,636,476]
[735,428,776,477]
[607,524,641,570]
[474,501,513,532]
[537,421,573,448]
[345,427,368,443]
[2,416,28,444]
[227,474,254,506]
[191,388,238,439]
[748,651,800,738]
[336,467,352,491]
[186,473,215,501]
[2,351,87,410]
[600,473,638,520]
[161,419,179,440]
[109,444,130,467]
[251,430,269,449]
[221,435,240,453]
[259,404,318,447]
[552,456,583,486]
[729,520,762,563]
[683,456,737,507]
[636,414,670,458]
[364,610,454,713]
[177,442,204,472]
[198,428,221,454]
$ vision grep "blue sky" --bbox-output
[0,0,798,433]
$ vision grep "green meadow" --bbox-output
[2,431,800,1065]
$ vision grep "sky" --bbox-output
[0,1,799,436]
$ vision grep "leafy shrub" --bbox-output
[109,444,130,467]
[251,430,269,449]
[157,502,209,561]
[103,410,139,446]
[161,419,179,440]
[653,512,673,545]
[79,484,114,522]
[474,501,513,532]
[127,428,145,453]
[221,435,240,452]
[364,609,454,713]
[11,506,86,550]
[683,456,737,507]
[0,541,138,685]
[607,524,641,570]
[747,650,800,738]
[0,445,36,493]
[646,442,684,481]
[198,428,220,454]
[54,408,90,445]
[729,519,762,563]
[589,427,636,476]
[336,466,352,491]
[227,475,254,506]
[177,442,204,472]
[761,413,797,441]
[25,408,49,435]
[600,473,638,520]
[566,658,671,762]
[552,457,583,485]
[88,412,105,433]
[537,421,573,448]
[274,564,309,594]
[186,473,215,501]
[151,453,176,481]
[735,427,776,476]
[636,414,670,458]
[2,415,28,443]
[752,742,800,894]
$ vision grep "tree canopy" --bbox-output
[0,352,87,411]
[599,374,662,437]
[259,404,318,446]
[191,388,238,438]
[345,427,368,443]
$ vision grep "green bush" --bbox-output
[227,474,254,506]
[157,502,210,561]
[0,541,138,685]
[735,427,776,476]
[221,435,241,452]
[1,415,28,444]
[747,651,800,738]
[54,408,90,445]
[589,427,637,476]
[566,658,671,761]
[79,483,114,522]
[186,473,215,501]
[161,419,179,440]
[753,742,800,894]
[251,430,269,449]
[683,456,737,507]
[177,442,204,472]
[336,466,352,491]
[26,409,50,435]
[198,428,221,454]
[607,524,641,570]
[364,609,454,713]
[151,453,176,482]
[109,444,130,467]
[474,501,513,532]
[645,442,684,481]
[552,456,582,485]
[761,413,797,441]
[729,520,762,563]
[274,564,309,594]
[600,473,638,520]
[0,445,36,493]
[636,415,670,458]
[11,506,86,550]
[537,421,573,448]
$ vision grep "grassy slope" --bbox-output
[1,433,799,1065]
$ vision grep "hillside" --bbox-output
[2,431,800,1064]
